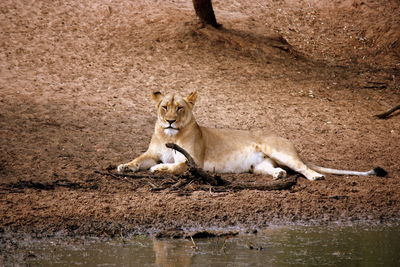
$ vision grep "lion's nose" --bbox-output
[167,119,176,125]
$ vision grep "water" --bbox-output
[6,225,400,266]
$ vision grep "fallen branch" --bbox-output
[227,176,298,191]
[0,179,93,191]
[165,143,196,168]
[166,143,225,186]
[363,81,388,89]
[375,105,400,119]
[94,170,163,180]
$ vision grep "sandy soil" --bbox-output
[1,0,400,241]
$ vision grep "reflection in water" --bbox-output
[153,239,192,267]
[8,225,400,266]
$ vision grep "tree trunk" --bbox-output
[192,0,221,28]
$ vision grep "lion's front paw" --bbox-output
[117,164,129,173]
[117,163,139,173]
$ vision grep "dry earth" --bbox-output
[1,0,400,244]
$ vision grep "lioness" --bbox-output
[117,91,387,180]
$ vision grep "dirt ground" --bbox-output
[1,0,400,242]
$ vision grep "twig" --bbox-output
[272,45,290,52]
[363,81,388,89]
[147,181,159,189]
[227,176,297,191]
[375,105,400,119]
[170,179,189,189]
[220,237,228,253]
[190,236,198,249]
[94,170,162,179]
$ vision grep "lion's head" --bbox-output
[152,91,197,136]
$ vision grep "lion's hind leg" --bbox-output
[253,158,287,179]
[270,151,324,181]
[258,138,324,181]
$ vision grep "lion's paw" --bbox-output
[272,168,287,180]
[150,164,169,173]
[308,174,325,181]
[117,164,129,173]
[117,163,138,173]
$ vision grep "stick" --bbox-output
[363,81,388,89]
[375,105,400,119]
[166,143,225,186]
[165,143,196,167]
[190,236,198,249]
[94,170,163,180]
[228,176,297,191]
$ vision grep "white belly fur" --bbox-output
[203,147,264,173]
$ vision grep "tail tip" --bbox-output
[373,167,388,177]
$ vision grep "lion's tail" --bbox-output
[307,163,388,177]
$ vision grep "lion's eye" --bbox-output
[162,106,168,111]
[177,106,183,111]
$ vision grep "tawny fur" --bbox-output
[117,92,387,180]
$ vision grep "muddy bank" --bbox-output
[1,170,399,240]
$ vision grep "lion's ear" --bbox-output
[185,91,198,105]
[151,91,164,103]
